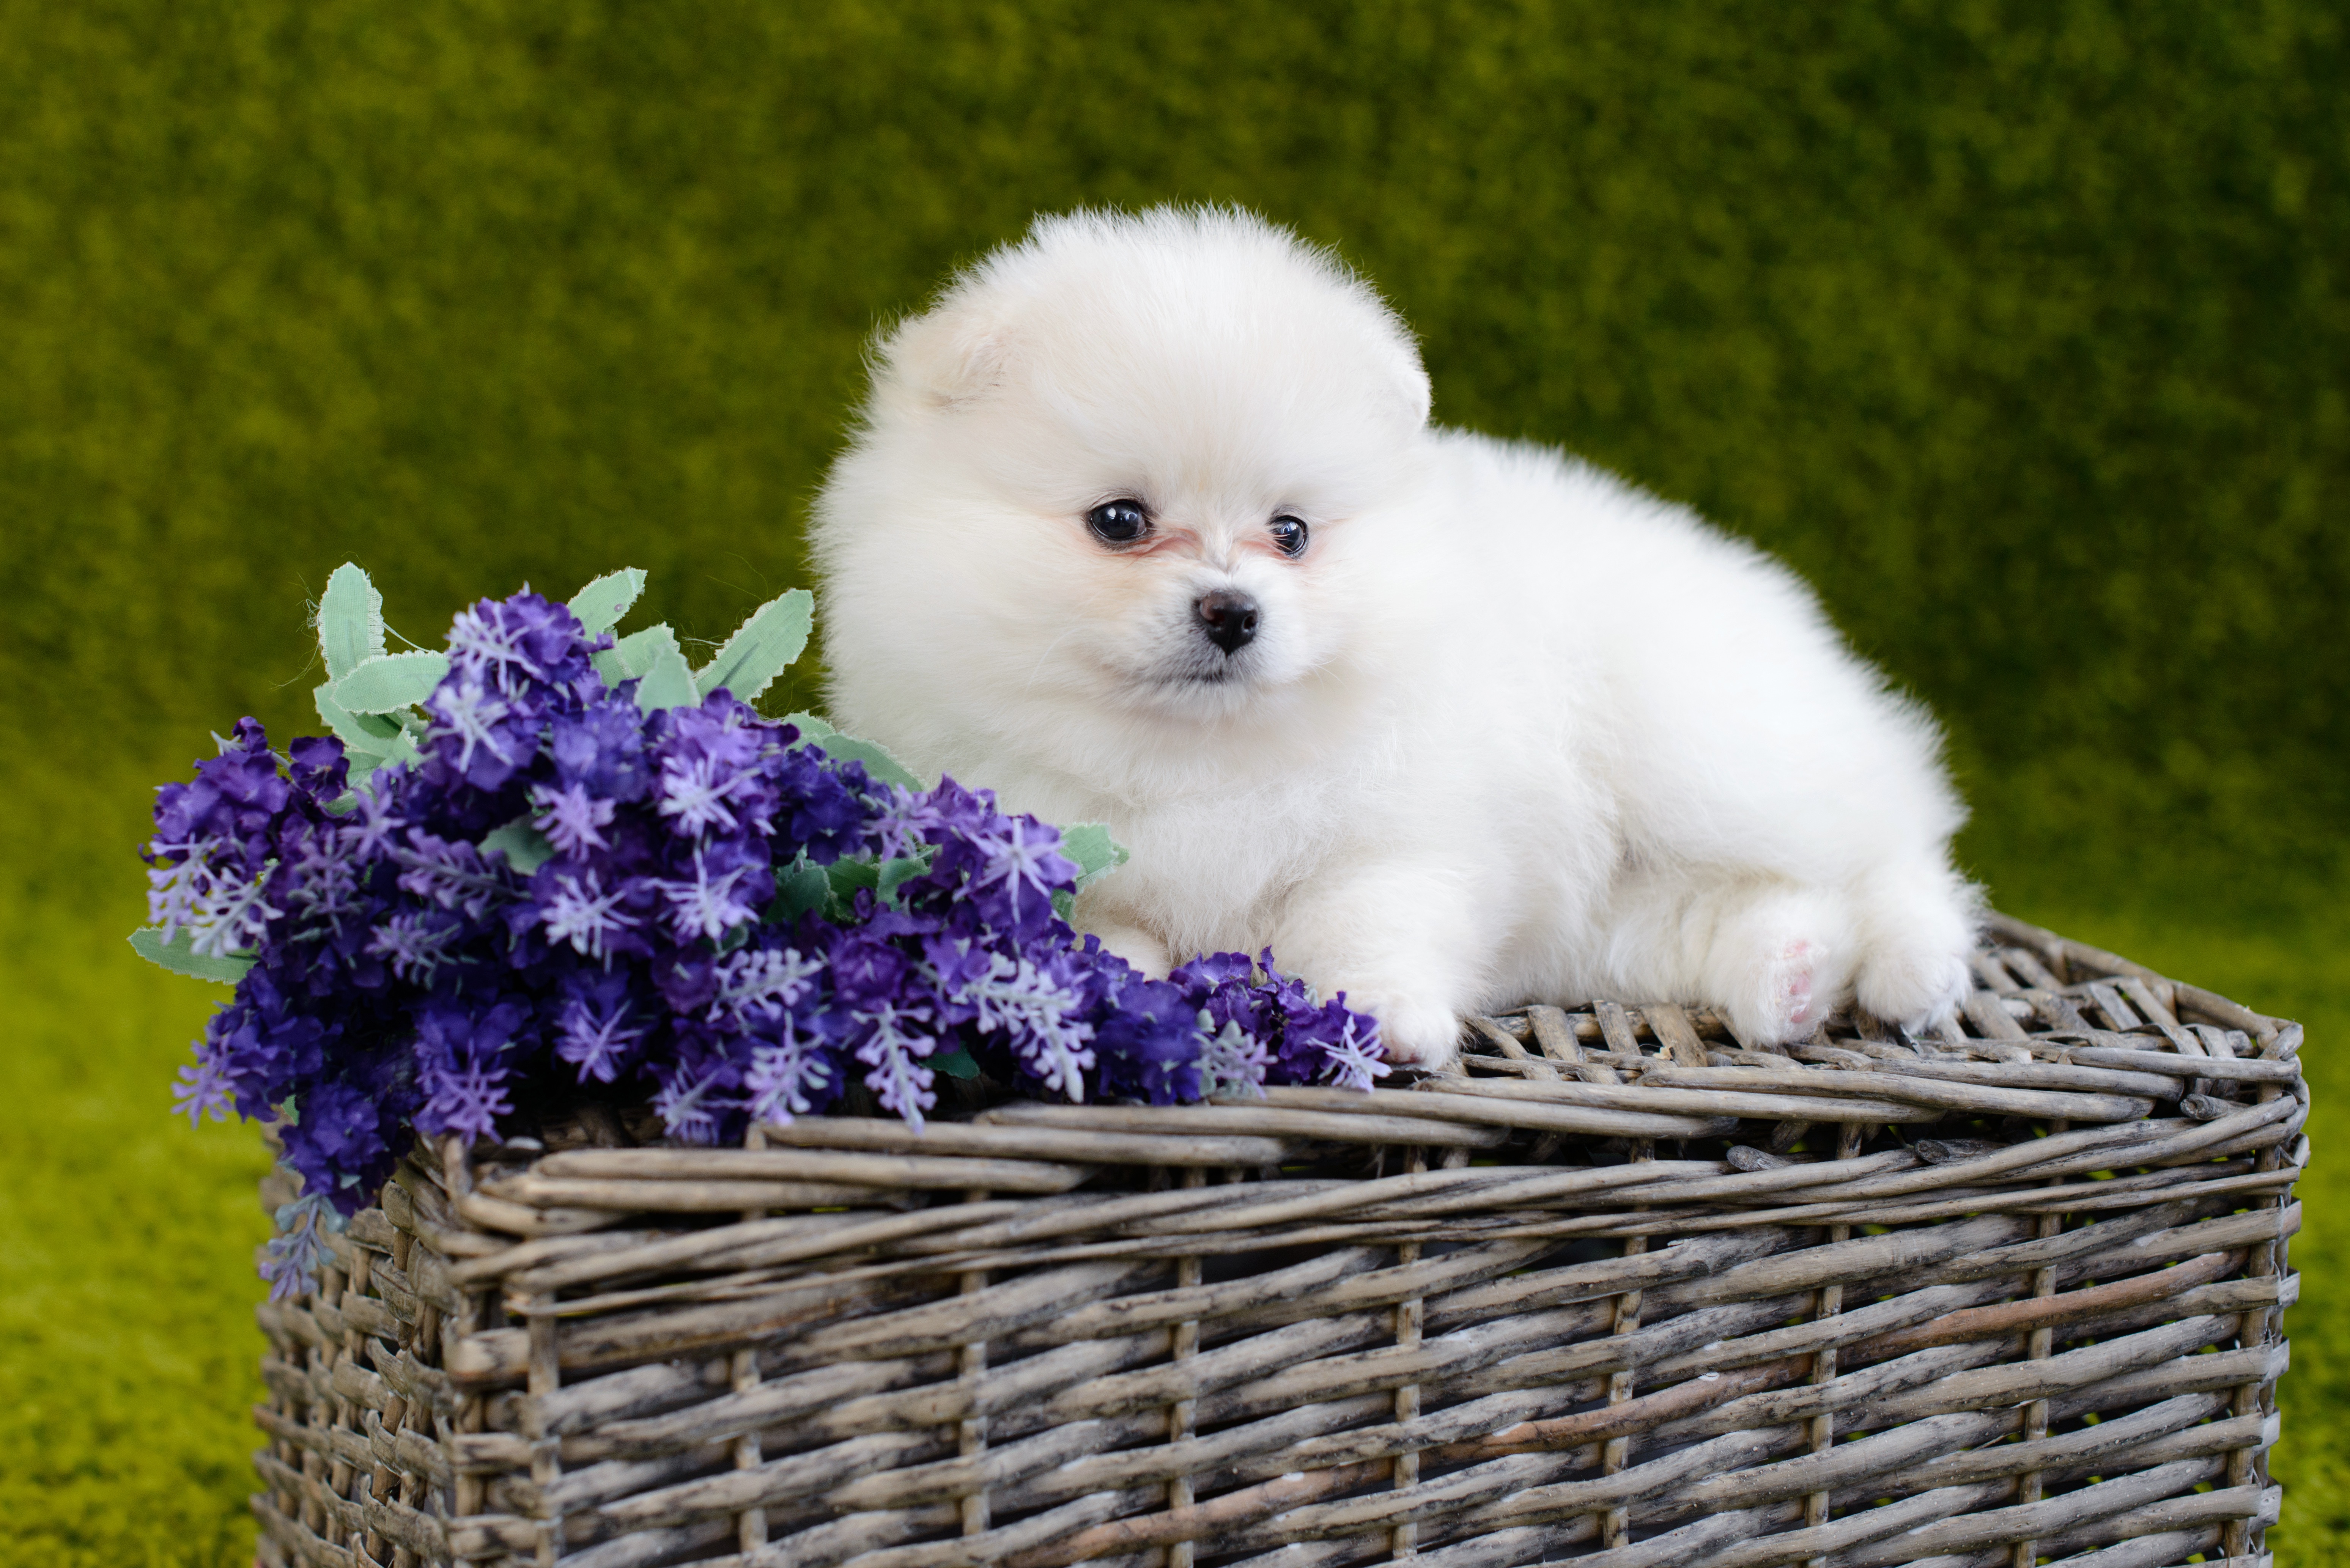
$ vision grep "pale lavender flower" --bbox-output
[171,1037,237,1126]
[340,786,407,860]
[707,945,825,1029]
[539,869,639,960]
[852,1000,939,1128]
[745,1030,836,1125]
[960,951,1097,1101]
[260,1190,342,1303]
[530,781,616,857]
[1315,1011,1390,1094]
[656,843,762,943]
[444,601,536,690]
[653,1065,731,1143]
[555,986,646,1084]
[366,911,463,985]
[150,856,281,956]
[419,1055,512,1142]
[656,753,756,837]
[428,673,516,775]
[281,837,367,939]
[390,831,509,920]
[870,784,943,862]
[1199,1018,1271,1099]
[965,816,1075,930]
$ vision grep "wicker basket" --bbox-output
[248,911,2303,1568]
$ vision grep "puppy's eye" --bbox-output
[1268,514,1310,558]
[1086,500,1152,546]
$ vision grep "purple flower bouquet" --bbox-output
[136,565,1383,1295]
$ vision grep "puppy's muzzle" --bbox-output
[1195,590,1259,654]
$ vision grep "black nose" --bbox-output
[1195,590,1259,654]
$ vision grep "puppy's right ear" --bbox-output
[875,296,1014,412]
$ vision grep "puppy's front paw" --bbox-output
[1711,893,1852,1044]
[1351,992,1461,1071]
[1853,943,1972,1034]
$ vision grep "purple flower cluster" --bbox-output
[152,586,1385,1232]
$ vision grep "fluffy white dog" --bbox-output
[812,206,1979,1068]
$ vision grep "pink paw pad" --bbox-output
[1778,939,1818,1030]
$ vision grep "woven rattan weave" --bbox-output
[249,912,2303,1568]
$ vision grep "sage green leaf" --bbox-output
[809,733,926,790]
[1059,823,1130,893]
[694,588,813,703]
[129,927,255,985]
[316,563,387,681]
[592,623,681,687]
[569,566,647,637]
[368,727,423,772]
[332,651,450,714]
[769,862,831,922]
[481,817,555,875]
[826,859,881,897]
[314,686,405,748]
[340,724,422,794]
[782,711,838,747]
[634,641,699,713]
[823,856,881,921]
[930,1047,980,1080]
[876,855,929,903]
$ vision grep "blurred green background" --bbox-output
[1,2,2340,1563]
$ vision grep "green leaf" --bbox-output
[129,927,255,985]
[768,862,832,922]
[694,588,813,703]
[324,698,421,792]
[782,711,927,790]
[826,859,881,896]
[877,854,930,903]
[634,642,699,712]
[481,817,555,875]
[782,711,838,747]
[823,857,881,921]
[313,685,405,748]
[592,623,680,687]
[809,732,926,790]
[351,727,422,779]
[569,566,647,636]
[331,651,450,714]
[930,1047,980,1080]
[315,563,387,681]
[1059,823,1130,893]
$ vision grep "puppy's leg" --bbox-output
[1607,876,1857,1047]
[1848,860,1979,1032]
[1271,858,1481,1069]
[1699,885,1861,1046]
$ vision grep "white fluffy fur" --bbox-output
[812,207,1980,1066]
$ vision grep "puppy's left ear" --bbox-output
[875,296,1015,412]
[1381,344,1434,430]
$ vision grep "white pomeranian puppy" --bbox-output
[812,206,1978,1068]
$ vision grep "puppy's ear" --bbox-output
[1380,343,1434,430]
[875,297,1015,412]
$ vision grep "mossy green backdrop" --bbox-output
[2,3,2341,1563]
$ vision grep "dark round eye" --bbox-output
[1086,500,1152,546]
[1268,514,1310,557]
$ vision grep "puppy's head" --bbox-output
[815,208,1431,778]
